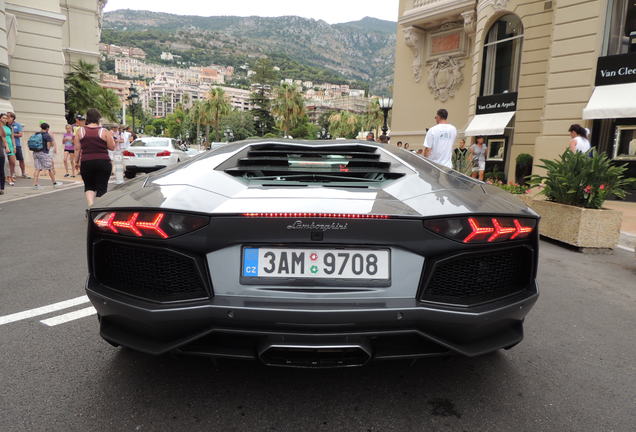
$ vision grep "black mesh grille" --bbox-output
[94,241,208,302]
[421,247,533,306]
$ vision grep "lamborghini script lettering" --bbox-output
[286,220,349,231]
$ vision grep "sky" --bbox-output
[103,0,399,24]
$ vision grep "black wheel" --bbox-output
[124,170,136,179]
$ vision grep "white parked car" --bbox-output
[122,137,190,179]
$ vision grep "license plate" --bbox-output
[242,247,390,280]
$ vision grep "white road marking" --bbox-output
[0,295,89,326]
[40,306,97,327]
[616,244,635,253]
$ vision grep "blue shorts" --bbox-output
[15,146,24,161]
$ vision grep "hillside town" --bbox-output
[99,43,373,122]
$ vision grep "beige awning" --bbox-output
[464,111,516,136]
[583,83,636,119]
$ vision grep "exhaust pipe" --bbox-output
[259,340,372,368]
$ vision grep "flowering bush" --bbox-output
[528,150,636,209]
[493,182,530,194]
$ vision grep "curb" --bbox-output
[617,231,636,253]
[0,182,84,205]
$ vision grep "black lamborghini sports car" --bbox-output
[86,140,539,367]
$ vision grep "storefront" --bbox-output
[392,0,634,188]
[582,0,636,200]
[464,92,517,178]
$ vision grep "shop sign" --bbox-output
[0,65,10,100]
[476,92,518,115]
[595,53,636,86]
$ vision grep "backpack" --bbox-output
[28,133,44,151]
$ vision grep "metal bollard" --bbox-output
[114,150,124,184]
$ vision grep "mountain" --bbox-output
[102,10,396,94]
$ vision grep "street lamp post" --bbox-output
[224,127,234,142]
[378,97,393,142]
[127,85,139,133]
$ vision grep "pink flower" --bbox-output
[599,184,606,190]
[584,185,592,194]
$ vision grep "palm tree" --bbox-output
[189,100,204,144]
[362,98,383,136]
[271,84,305,138]
[328,111,360,139]
[64,60,120,122]
[201,88,231,142]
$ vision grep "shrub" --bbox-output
[485,165,505,182]
[488,181,529,194]
[528,150,636,209]
[515,153,533,168]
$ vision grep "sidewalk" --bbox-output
[604,200,636,252]
[0,175,83,204]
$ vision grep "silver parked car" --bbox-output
[86,139,540,367]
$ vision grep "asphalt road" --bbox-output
[1,188,634,432]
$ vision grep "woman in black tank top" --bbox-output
[73,108,116,207]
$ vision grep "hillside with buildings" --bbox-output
[101,10,396,95]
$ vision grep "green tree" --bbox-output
[202,88,231,142]
[189,100,205,144]
[65,60,121,123]
[271,84,306,138]
[249,58,278,136]
[362,98,383,136]
[328,111,360,139]
[219,110,257,141]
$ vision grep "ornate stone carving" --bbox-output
[403,26,425,83]
[478,0,510,11]
[493,0,510,10]
[427,56,464,102]
[461,11,476,35]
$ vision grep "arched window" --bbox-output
[480,15,524,96]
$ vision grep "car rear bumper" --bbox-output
[124,165,166,173]
[86,279,539,366]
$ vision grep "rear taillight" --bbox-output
[423,217,536,244]
[156,150,171,157]
[122,150,135,157]
[92,211,209,239]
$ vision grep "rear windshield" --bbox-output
[131,139,170,147]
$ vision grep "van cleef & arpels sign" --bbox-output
[595,53,636,86]
[476,92,518,115]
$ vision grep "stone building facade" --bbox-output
[392,0,636,183]
[0,0,104,136]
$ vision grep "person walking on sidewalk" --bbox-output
[0,127,7,195]
[1,113,16,186]
[62,124,76,177]
[423,108,457,168]
[31,122,61,189]
[74,108,116,207]
[7,112,29,179]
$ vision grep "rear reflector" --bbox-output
[92,211,209,239]
[423,217,536,244]
[242,213,391,219]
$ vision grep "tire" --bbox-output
[124,170,136,179]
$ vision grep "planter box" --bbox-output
[530,200,623,249]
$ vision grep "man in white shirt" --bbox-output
[423,109,457,168]
[120,126,132,150]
